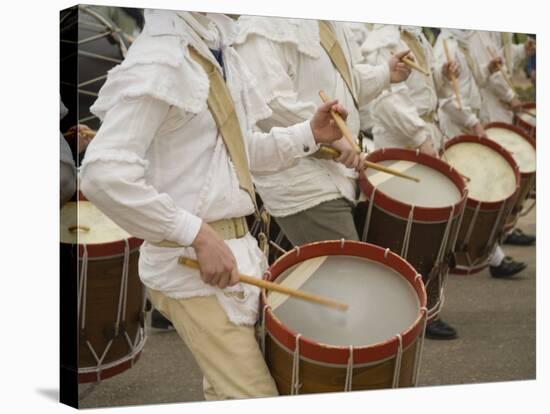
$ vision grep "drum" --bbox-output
[355,149,467,320]
[485,123,536,232]
[260,240,427,394]
[443,136,520,275]
[60,201,146,383]
[514,102,536,138]
[60,5,130,131]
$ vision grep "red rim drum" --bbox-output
[443,136,520,275]
[485,122,536,233]
[514,102,536,138]
[260,240,427,394]
[355,148,467,321]
[60,200,146,383]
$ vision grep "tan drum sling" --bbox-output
[318,20,359,109]
[188,46,258,211]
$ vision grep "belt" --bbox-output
[420,112,435,123]
[151,217,249,248]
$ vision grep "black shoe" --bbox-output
[425,319,457,340]
[504,228,535,246]
[490,257,527,278]
[151,309,174,330]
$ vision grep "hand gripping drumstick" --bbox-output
[443,39,463,111]
[486,47,515,90]
[179,257,349,311]
[317,145,420,182]
[63,129,97,139]
[391,51,430,77]
[319,90,362,153]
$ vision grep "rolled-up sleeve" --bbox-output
[80,96,202,246]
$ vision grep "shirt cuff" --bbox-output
[288,120,320,157]
[166,210,203,247]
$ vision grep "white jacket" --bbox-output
[234,17,389,216]
[79,11,321,325]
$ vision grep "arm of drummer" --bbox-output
[234,34,353,172]
[79,97,203,248]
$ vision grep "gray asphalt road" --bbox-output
[79,208,536,409]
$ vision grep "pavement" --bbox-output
[79,207,536,409]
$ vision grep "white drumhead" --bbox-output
[365,160,461,208]
[485,127,536,173]
[518,109,536,127]
[269,255,420,347]
[60,201,131,245]
[444,142,516,202]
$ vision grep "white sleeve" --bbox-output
[510,42,526,72]
[79,96,202,246]
[353,62,391,105]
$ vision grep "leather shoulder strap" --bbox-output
[318,21,359,109]
[188,46,257,211]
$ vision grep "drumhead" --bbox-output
[485,126,536,173]
[517,108,536,127]
[444,142,517,202]
[364,160,461,208]
[60,201,131,245]
[268,255,420,347]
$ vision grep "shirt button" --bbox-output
[303,145,310,152]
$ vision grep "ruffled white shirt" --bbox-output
[362,25,452,151]
[466,30,523,124]
[79,10,320,325]
[433,30,485,138]
[234,17,390,216]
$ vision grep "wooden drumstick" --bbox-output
[318,90,362,153]
[317,145,420,183]
[391,51,430,77]
[178,257,349,311]
[443,39,463,111]
[486,47,515,90]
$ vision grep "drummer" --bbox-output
[433,29,527,279]
[233,16,411,246]
[361,24,459,339]
[80,9,349,400]
[467,30,536,246]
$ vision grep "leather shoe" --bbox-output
[151,309,174,330]
[490,256,526,278]
[425,319,457,340]
[503,228,535,246]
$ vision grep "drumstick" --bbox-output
[318,90,362,153]
[443,39,463,111]
[317,145,420,183]
[178,257,349,311]
[486,47,515,90]
[391,51,430,76]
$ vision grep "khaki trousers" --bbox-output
[274,198,359,246]
[148,289,278,400]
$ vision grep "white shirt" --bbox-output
[79,10,320,325]
[362,25,451,151]
[234,17,389,217]
[467,31,523,124]
[433,29,485,139]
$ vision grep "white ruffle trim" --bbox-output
[90,34,209,121]
[80,148,150,173]
[235,16,321,59]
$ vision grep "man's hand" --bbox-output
[417,138,438,157]
[331,138,362,170]
[442,60,460,81]
[524,38,536,57]
[488,57,503,74]
[472,123,487,138]
[66,124,95,154]
[310,99,348,144]
[389,50,412,83]
[191,222,239,289]
[508,97,523,112]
